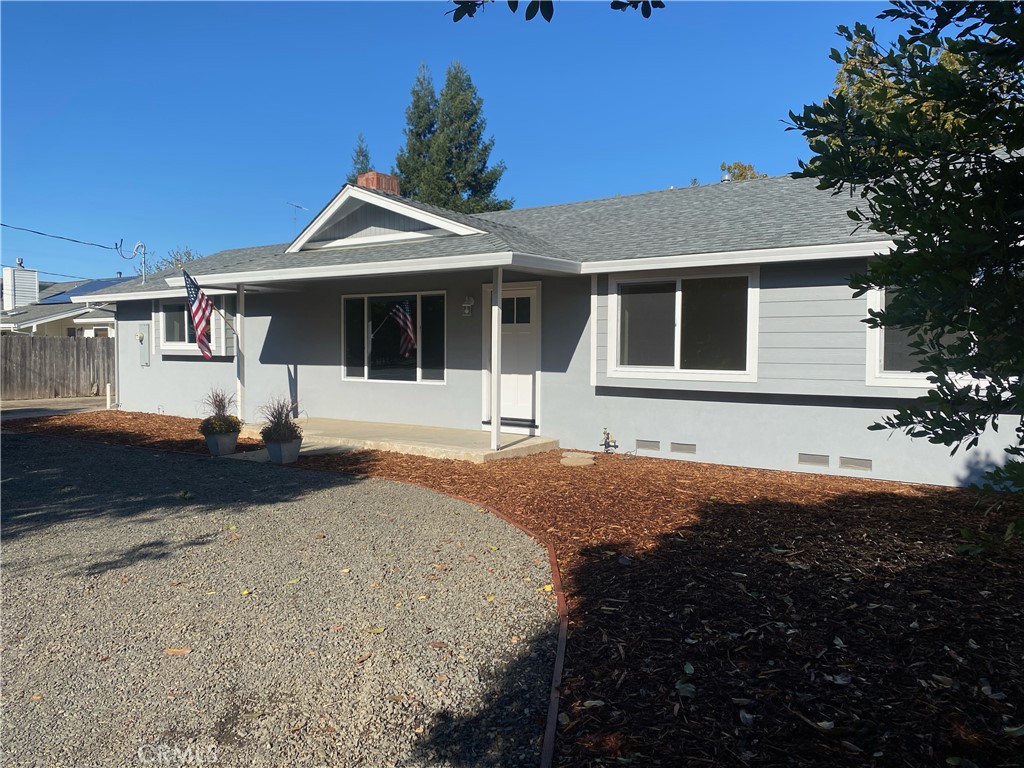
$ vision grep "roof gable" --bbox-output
[286,184,485,254]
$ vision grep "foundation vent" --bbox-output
[671,442,697,454]
[636,439,661,452]
[839,456,873,471]
[798,453,829,467]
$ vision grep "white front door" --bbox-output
[484,284,540,430]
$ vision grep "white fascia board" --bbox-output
[286,185,485,254]
[71,287,235,303]
[6,306,88,329]
[578,240,896,273]
[159,252,516,286]
[161,251,580,287]
[508,252,580,275]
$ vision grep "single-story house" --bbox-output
[1,265,128,337]
[82,172,1006,486]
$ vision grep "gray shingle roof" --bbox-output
[476,175,878,261]
[1,302,89,328]
[88,175,881,297]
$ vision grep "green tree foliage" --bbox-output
[396,61,512,213]
[448,0,665,23]
[395,64,438,200]
[134,246,201,276]
[789,1,1024,491]
[720,161,768,181]
[346,132,373,185]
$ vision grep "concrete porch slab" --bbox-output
[235,417,559,464]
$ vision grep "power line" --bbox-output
[1,223,127,258]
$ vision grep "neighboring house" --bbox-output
[1,265,129,337]
[84,172,1006,486]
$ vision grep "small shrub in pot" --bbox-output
[198,388,242,455]
[260,397,302,463]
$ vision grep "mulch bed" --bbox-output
[2,410,263,454]
[5,411,1023,767]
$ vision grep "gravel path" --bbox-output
[1,433,557,768]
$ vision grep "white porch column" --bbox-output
[490,267,503,451]
[235,284,245,421]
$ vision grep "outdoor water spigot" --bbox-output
[600,428,618,453]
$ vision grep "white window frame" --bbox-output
[155,298,226,356]
[607,266,759,383]
[340,290,446,385]
[865,288,932,387]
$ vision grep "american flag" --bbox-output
[182,269,213,359]
[390,300,416,357]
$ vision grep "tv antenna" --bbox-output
[133,242,148,284]
[287,202,309,233]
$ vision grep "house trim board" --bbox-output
[286,184,485,254]
[605,266,761,384]
[481,280,543,436]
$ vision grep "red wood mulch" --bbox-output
[5,411,1023,767]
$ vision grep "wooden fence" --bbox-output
[1,336,116,400]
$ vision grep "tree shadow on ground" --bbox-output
[0,432,366,544]
[413,486,1023,767]
[409,623,559,768]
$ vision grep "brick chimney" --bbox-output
[356,171,401,196]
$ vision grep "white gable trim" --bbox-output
[579,240,895,273]
[286,185,485,254]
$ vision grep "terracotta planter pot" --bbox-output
[205,432,239,456]
[266,438,302,465]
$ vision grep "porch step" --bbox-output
[242,418,559,464]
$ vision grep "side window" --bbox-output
[157,301,214,353]
[615,275,751,373]
[881,290,917,373]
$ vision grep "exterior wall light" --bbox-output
[461,296,475,317]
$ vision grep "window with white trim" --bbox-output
[610,270,757,380]
[155,298,224,355]
[865,289,930,386]
[343,292,445,382]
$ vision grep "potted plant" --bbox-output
[198,388,242,456]
[259,396,303,464]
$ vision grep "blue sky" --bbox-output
[1,1,889,281]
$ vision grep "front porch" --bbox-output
[236,417,559,464]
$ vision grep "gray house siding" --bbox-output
[116,302,238,417]
[117,271,496,429]
[545,265,1005,487]
[310,204,435,244]
[593,258,929,399]
[115,264,1007,488]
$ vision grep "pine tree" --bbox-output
[346,132,373,185]
[394,63,438,200]
[427,61,512,213]
[394,61,511,213]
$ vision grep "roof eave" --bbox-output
[160,251,580,289]
[577,240,895,273]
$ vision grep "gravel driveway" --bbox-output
[1,433,557,767]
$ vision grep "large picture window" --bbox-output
[343,292,445,382]
[615,273,753,376]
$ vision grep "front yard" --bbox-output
[5,411,1023,767]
